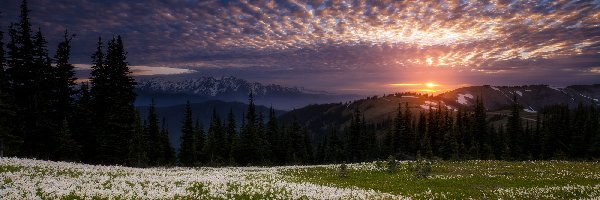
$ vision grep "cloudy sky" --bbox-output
[1,0,599,94]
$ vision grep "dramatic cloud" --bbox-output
[1,0,599,94]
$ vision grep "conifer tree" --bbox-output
[146,100,162,166]
[51,30,76,124]
[178,102,196,166]
[266,107,279,163]
[240,93,259,165]
[225,109,238,164]
[56,119,81,162]
[0,28,20,157]
[160,118,176,166]
[194,119,205,163]
[204,109,226,165]
[127,111,147,167]
[70,83,94,161]
[89,36,137,165]
[507,94,523,159]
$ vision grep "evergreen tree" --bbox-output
[51,30,76,125]
[240,93,260,165]
[348,109,363,162]
[225,109,238,165]
[0,28,20,157]
[507,94,523,159]
[473,96,488,159]
[204,108,227,165]
[266,107,279,163]
[417,112,432,158]
[70,83,94,162]
[55,119,81,162]
[89,36,137,165]
[178,102,196,166]
[127,111,147,167]
[194,119,205,163]
[160,118,176,166]
[145,100,162,166]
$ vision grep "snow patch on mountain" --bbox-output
[456,93,474,105]
[523,106,537,113]
[515,91,523,96]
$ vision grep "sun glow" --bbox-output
[425,82,439,88]
[388,82,444,93]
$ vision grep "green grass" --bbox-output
[283,160,600,199]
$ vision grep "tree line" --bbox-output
[314,95,600,164]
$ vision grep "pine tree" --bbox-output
[56,119,81,162]
[178,102,196,166]
[204,108,226,165]
[51,30,76,125]
[0,27,21,157]
[417,112,432,158]
[225,109,238,165]
[348,109,363,162]
[89,36,137,165]
[194,119,205,163]
[473,96,488,159]
[507,94,523,159]
[6,1,42,158]
[160,118,176,166]
[266,107,279,163]
[127,111,147,167]
[240,92,259,165]
[145,100,162,166]
[70,83,95,162]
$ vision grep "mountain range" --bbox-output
[135,76,361,110]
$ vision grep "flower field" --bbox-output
[1,157,599,199]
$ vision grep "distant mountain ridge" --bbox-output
[135,76,360,110]
[437,84,600,112]
[280,84,600,138]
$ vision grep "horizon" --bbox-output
[1,0,599,95]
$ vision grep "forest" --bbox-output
[1,1,599,168]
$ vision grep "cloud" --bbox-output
[73,64,196,76]
[1,0,599,93]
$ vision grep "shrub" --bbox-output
[386,155,397,173]
[408,152,432,179]
[338,163,348,178]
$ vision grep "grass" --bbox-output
[282,160,600,199]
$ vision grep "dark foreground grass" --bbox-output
[283,160,600,199]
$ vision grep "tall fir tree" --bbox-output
[51,30,76,125]
[0,27,20,157]
[160,118,176,166]
[70,83,94,162]
[473,96,488,159]
[55,119,81,162]
[146,100,162,166]
[507,94,523,159]
[204,108,227,165]
[127,111,147,167]
[194,119,205,164]
[225,109,237,164]
[89,36,137,165]
[178,102,196,166]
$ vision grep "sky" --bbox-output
[1,0,599,94]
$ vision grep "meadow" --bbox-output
[1,157,599,199]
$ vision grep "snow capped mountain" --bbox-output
[135,76,361,110]
[136,76,307,97]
